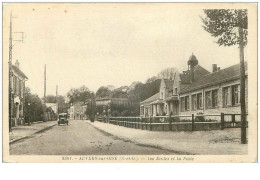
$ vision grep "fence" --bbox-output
[96,113,248,132]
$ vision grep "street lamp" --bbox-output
[28,102,31,125]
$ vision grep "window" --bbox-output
[223,87,232,107]
[160,92,163,99]
[175,88,178,95]
[192,94,197,110]
[232,85,240,105]
[212,90,218,108]
[20,81,24,98]
[180,97,185,112]
[145,107,149,116]
[140,106,144,115]
[13,76,17,94]
[197,93,203,109]
[18,79,21,96]
[205,91,212,108]
[16,78,19,95]
[181,96,190,111]
[191,93,203,110]
[185,96,190,111]
[205,90,218,108]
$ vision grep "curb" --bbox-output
[9,124,57,145]
[86,121,194,155]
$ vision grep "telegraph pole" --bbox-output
[9,12,24,131]
[9,12,13,132]
[238,10,247,144]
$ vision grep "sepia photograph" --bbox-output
[2,2,258,163]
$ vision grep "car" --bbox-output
[58,113,69,126]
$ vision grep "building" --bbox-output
[69,102,84,120]
[45,103,58,120]
[10,60,28,126]
[140,54,248,121]
[45,103,58,114]
[95,90,129,107]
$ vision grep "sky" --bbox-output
[4,3,246,97]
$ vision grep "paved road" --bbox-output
[10,120,174,155]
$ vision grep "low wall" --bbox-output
[108,120,224,131]
[98,113,245,132]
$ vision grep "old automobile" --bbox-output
[58,113,69,126]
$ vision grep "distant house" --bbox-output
[45,103,58,114]
[69,101,91,120]
[95,90,129,107]
[69,102,84,120]
[140,54,248,121]
[10,60,28,126]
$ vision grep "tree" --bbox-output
[45,95,57,103]
[24,87,46,123]
[146,76,158,83]
[158,67,177,80]
[201,9,247,144]
[45,95,69,113]
[86,96,96,120]
[67,86,93,104]
[96,86,112,99]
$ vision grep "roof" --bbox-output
[165,95,179,102]
[12,65,28,80]
[179,65,210,84]
[180,62,247,93]
[150,99,164,105]
[72,101,84,106]
[164,79,174,90]
[140,92,160,105]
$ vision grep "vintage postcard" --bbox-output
[2,3,258,163]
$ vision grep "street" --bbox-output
[10,120,174,155]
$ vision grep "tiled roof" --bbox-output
[180,62,247,93]
[179,65,210,84]
[140,92,160,105]
[12,65,28,79]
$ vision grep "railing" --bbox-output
[96,113,248,131]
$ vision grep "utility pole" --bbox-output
[238,10,247,144]
[9,12,24,131]
[9,12,13,132]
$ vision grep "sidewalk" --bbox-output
[87,121,247,155]
[9,121,57,144]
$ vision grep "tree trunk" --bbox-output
[238,10,247,144]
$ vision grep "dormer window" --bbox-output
[175,88,178,95]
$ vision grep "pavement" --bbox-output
[87,121,248,155]
[10,120,175,155]
[9,121,57,144]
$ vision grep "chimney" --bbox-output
[218,67,220,71]
[15,60,20,69]
[212,64,218,73]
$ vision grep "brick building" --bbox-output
[140,54,248,121]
